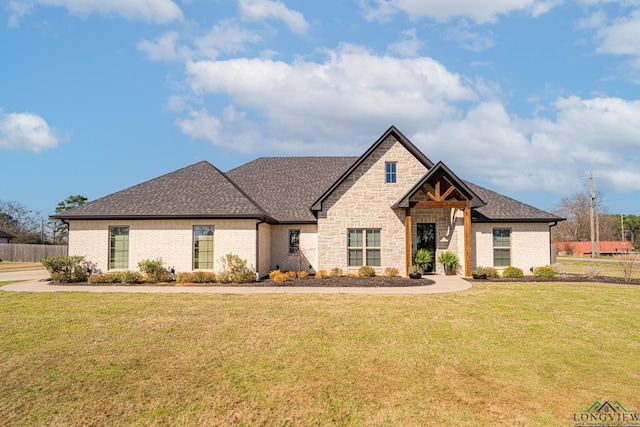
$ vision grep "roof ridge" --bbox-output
[213,164,272,219]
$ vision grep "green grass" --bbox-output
[556,257,639,279]
[1,282,639,426]
[0,281,21,287]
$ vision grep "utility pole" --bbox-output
[621,214,625,242]
[589,172,596,259]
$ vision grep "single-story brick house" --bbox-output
[52,126,562,277]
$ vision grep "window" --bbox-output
[348,229,381,267]
[194,226,214,269]
[109,226,129,269]
[385,162,396,183]
[289,229,300,254]
[493,228,511,267]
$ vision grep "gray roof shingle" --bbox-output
[53,161,272,220]
[0,229,14,239]
[226,157,358,222]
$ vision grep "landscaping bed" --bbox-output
[50,275,436,287]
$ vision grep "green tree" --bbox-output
[53,195,87,243]
[622,214,640,249]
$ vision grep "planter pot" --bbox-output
[472,273,487,280]
[444,265,454,276]
[409,272,422,279]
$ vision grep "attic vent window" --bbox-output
[385,162,396,183]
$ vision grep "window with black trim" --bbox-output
[385,162,396,183]
[109,226,129,269]
[194,225,214,269]
[493,228,511,267]
[348,229,381,267]
[289,229,300,254]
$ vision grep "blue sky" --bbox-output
[2,0,640,220]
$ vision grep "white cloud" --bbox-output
[360,0,555,24]
[0,111,61,153]
[596,10,640,55]
[414,96,640,194]
[5,1,32,28]
[239,0,309,35]
[445,21,494,51]
[387,28,424,57]
[8,0,183,25]
[576,9,607,29]
[180,44,476,153]
[138,31,189,61]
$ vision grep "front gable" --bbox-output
[311,126,433,213]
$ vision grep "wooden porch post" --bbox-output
[464,207,472,277]
[405,208,412,277]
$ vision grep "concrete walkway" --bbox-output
[0,270,471,295]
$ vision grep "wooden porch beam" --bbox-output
[405,208,412,277]
[414,201,468,209]
[464,207,472,277]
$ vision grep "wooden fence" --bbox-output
[0,244,68,263]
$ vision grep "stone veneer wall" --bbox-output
[472,222,552,274]
[68,219,259,274]
[269,224,318,273]
[316,136,428,274]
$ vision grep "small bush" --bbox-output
[552,263,569,275]
[384,267,400,277]
[329,267,343,277]
[217,253,255,284]
[285,271,297,279]
[358,266,376,277]
[273,272,292,283]
[472,266,499,278]
[533,265,557,278]
[299,270,309,279]
[502,266,524,278]
[138,258,172,282]
[41,255,90,283]
[315,269,328,279]
[269,270,281,280]
[583,265,602,279]
[89,271,142,284]
[176,271,217,283]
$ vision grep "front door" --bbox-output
[417,223,436,272]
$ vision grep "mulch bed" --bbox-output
[49,276,436,287]
[467,274,640,285]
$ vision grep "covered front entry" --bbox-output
[396,162,486,277]
[416,223,436,272]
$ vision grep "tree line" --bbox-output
[551,192,640,248]
[0,195,86,244]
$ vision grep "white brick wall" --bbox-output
[269,224,318,273]
[68,219,259,274]
[473,222,552,274]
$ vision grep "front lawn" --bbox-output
[0,262,44,272]
[1,281,639,426]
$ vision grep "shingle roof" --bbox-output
[467,182,563,222]
[0,229,14,239]
[53,161,273,220]
[227,157,358,222]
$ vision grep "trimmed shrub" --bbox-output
[217,253,256,284]
[299,270,309,279]
[329,267,343,277]
[358,266,376,277]
[88,271,142,284]
[533,265,557,278]
[315,269,328,279]
[176,271,217,284]
[502,266,524,278]
[41,255,90,283]
[138,258,172,282]
[285,271,297,279]
[473,266,499,278]
[384,267,400,277]
[269,270,281,280]
[273,272,292,283]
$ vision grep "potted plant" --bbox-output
[409,264,422,279]
[471,266,487,280]
[412,249,433,274]
[437,250,459,275]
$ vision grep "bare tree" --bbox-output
[0,200,43,243]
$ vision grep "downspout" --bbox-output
[549,221,558,265]
[255,218,267,280]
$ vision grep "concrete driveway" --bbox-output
[0,270,471,295]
